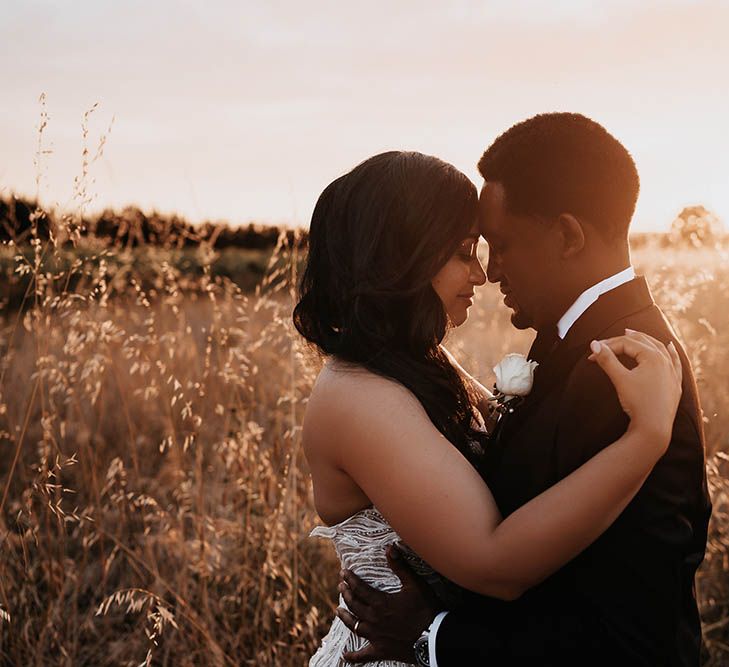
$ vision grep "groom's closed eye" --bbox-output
[487,238,508,256]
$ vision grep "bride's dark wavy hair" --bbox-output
[294,151,487,463]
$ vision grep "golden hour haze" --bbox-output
[2,1,728,230]
[0,3,727,666]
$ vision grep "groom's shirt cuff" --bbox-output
[428,611,449,667]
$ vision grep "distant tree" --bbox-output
[670,205,724,248]
[0,195,52,243]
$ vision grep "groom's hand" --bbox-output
[337,544,441,663]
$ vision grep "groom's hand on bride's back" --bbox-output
[337,544,440,663]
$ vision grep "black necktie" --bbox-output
[528,323,561,364]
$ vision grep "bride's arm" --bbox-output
[333,332,681,599]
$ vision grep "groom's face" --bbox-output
[479,181,559,331]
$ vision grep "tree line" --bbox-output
[0,195,303,249]
[1,194,723,250]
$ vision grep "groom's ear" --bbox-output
[555,213,586,259]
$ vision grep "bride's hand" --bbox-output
[588,329,682,454]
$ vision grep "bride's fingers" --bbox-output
[592,333,678,384]
[599,329,668,354]
[601,332,658,357]
[624,331,681,383]
[587,340,629,386]
[624,329,672,363]
[588,335,660,365]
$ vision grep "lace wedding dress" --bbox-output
[308,507,464,667]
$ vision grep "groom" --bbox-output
[336,113,712,665]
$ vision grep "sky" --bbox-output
[1,0,728,232]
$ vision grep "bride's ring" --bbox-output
[353,619,361,635]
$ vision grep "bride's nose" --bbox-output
[470,256,487,285]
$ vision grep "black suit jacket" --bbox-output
[436,277,712,666]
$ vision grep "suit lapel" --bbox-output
[492,276,656,444]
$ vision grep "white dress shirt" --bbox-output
[427,265,636,666]
[557,266,635,339]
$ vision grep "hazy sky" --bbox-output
[2,0,728,231]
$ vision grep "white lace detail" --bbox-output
[308,507,462,667]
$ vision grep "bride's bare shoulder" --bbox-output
[306,359,424,425]
[303,359,431,467]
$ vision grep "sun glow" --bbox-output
[1,0,727,232]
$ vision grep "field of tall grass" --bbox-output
[0,219,727,665]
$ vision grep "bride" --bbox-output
[293,151,682,666]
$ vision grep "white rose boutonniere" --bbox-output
[490,353,538,415]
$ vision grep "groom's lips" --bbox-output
[501,289,516,309]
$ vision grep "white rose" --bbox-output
[493,353,538,398]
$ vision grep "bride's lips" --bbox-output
[458,292,474,304]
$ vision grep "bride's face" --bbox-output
[431,227,486,326]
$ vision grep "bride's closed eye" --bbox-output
[457,239,479,260]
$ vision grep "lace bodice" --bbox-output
[308,507,463,667]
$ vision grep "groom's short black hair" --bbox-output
[478,112,639,240]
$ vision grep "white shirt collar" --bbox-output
[557,266,636,339]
